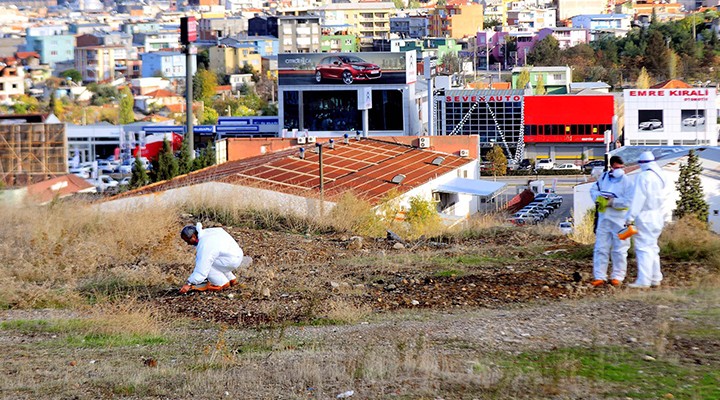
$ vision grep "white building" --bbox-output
[0,65,24,104]
[571,14,632,41]
[624,88,718,146]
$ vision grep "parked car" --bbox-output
[314,55,382,84]
[553,163,581,171]
[582,160,605,174]
[70,166,91,179]
[507,160,519,171]
[119,177,131,186]
[639,119,663,130]
[519,206,549,219]
[88,174,119,193]
[534,193,563,208]
[519,159,532,170]
[558,221,573,235]
[536,159,554,170]
[528,201,554,213]
[682,114,705,126]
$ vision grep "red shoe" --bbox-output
[229,279,238,287]
[590,279,605,287]
[609,279,622,287]
[192,282,230,292]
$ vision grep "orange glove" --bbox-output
[179,283,192,294]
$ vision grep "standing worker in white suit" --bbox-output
[179,223,253,294]
[590,155,633,287]
[625,151,669,288]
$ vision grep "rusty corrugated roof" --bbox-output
[110,138,473,204]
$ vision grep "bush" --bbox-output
[327,193,384,236]
[660,216,720,268]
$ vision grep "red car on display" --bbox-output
[314,55,382,84]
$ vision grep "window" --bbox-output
[51,50,58,56]
[553,73,563,80]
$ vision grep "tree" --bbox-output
[644,30,670,79]
[516,67,531,89]
[486,145,508,177]
[201,106,219,124]
[441,52,461,74]
[129,156,150,189]
[193,68,218,102]
[178,135,193,175]
[668,49,679,79]
[526,36,560,66]
[155,138,179,182]
[119,86,134,125]
[636,67,651,89]
[535,75,546,95]
[197,48,210,70]
[90,84,119,106]
[193,144,216,170]
[674,149,708,223]
[60,69,82,83]
[52,96,64,117]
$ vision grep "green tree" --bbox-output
[119,86,134,125]
[674,149,708,223]
[193,68,218,102]
[60,69,82,83]
[129,156,150,189]
[178,135,193,175]
[527,36,560,66]
[155,138,179,182]
[52,96,64,117]
[201,106,219,124]
[516,67,531,89]
[636,67,651,89]
[90,84,120,106]
[535,75,546,95]
[193,144,216,170]
[667,49,679,79]
[644,30,670,79]
[197,48,210,70]
[441,52,461,74]
[486,145,508,177]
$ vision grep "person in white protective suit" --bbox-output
[590,155,633,287]
[625,151,669,289]
[179,223,253,294]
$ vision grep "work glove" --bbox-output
[179,283,192,294]
[596,196,608,213]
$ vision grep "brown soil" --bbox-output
[149,225,707,327]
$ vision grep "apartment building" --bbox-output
[320,30,358,52]
[141,51,196,81]
[133,30,181,52]
[24,28,75,67]
[429,2,484,39]
[219,36,278,57]
[390,15,430,39]
[74,46,123,83]
[278,16,321,53]
[198,17,248,41]
[209,44,262,75]
[0,65,24,104]
[248,15,278,37]
[317,1,394,51]
[571,13,632,40]
[506,7,556,30]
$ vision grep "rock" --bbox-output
[262,287,271,297]
[664,393,674,399]
[392,242,405,250]
[627,337,637,343]
[330,281,341,289]
[347,236,363,250]
[411,300,420,306]
[643,355,656,361]
[227,293,235,299]
[385,284,397,291]
[541,285,550,292]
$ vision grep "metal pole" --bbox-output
[485,33,489,72]
[318,143,324,215]
[362,109,369,138]
[427,65,433,136]
[185,44,195,159]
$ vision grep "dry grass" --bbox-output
[660,216,720,270]
[0,200,185,309]
[569,208,596,245]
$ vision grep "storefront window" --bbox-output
[283,91,299,130]
[303,91,361,131]
[369,90,403,131]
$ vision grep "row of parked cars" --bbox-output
[69,156,152,178]
[507,192,564,225]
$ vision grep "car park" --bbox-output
[519,206,549,219]
[528,201,554,213]
[536,159,554,170]
[534,194,562,208]
[553,163,581,171]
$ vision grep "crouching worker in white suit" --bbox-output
[179,223,253,294]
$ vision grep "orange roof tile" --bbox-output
[110,139,473,204]
[162,104,184,113]
[650,79,692,89]
[26,174,95,204]
[216,85,231,92]
[15,51,40,59]
[146,89,180,98]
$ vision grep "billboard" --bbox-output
[278,51,416,86]
[638,110,663,132]
[680,109,705,132]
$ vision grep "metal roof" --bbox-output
[435,177,506,197]
[111,139,474,204]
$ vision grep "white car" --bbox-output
[639,119,663,130]
[70,167,91,179]
[558,221,573,235]
[553,163,581,171]
[682,114,705,126]
[536,159,554,170]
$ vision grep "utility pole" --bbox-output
[181,16,197,159]
[317,142,324,215]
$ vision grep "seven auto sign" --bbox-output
[444,95,523,102]
[627,89,710,101]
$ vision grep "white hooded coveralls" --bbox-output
[590,170,633,281]
[187,226,245,286]
[626,162,668,286]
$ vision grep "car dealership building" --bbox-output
[624,88,718,146]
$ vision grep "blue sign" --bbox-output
[143,126,186,133]
[216,125,260,133]
[193,125,215,133]
[218,116,279,126]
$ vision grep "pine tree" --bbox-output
[535,75,546,95]
[129,155,149,189]
[178,135,193,175]
[156,138,179,182]
[193,144,216,170]
[516,67,531,89]
[486,145,507,177]
[119,86,135,124]
[636,67,651,89]
[674,149,708,223]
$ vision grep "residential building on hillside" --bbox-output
[198,17,248,41]
[506,7,556,30]
[133,31,181,52]
[632,1,686,25]
[74,46,125,83]
[571,13,632,40]
[316,2,394,51]
[141,52,196,81]
[320,31,358,52]
[278,16,321,53]
[390,15,430,39]
[121,22,166,35]
[556,0,608,21]
[209,44,262,75]
[0,65,24,104]
[476,30,509,69]
[429,2,484,39]
[261,55,278,78]
[423,38,462,63]
[248,15,278,37]
[511,66,572,94]
[24,34,75,68]
[219,36,278,57]
[0,38,26,58]
[69,23,114,35]
[539,27,589,48]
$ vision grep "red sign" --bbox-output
[180,16,197,45]
[627,89,709,97]
[524,135,605,143]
